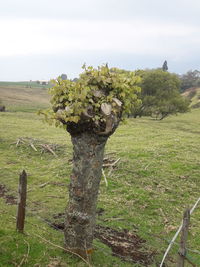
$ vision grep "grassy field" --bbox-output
[0,85,200,266]
[0,85,50,112]
[182,87,200,108]
[0,81,50,89]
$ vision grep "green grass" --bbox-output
[0,87,200,266]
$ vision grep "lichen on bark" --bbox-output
[64,129,108,258]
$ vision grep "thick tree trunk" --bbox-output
[64,132,108,259]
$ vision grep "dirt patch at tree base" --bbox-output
[50,214,155,266]
[0,184,17,205]
[95,224,155,265]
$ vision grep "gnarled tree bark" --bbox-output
[64,131,108,259]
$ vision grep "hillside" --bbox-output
[0,85,200,266]
[0,81,50,89]
[182,87,200,108]
[0,85,50,112]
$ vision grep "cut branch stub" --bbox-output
[56,109,64,118]
[104,115,114,134]
[65,106,70,112]
[112,98,122,107]
[93,90,104,98]
[82,110,93,119]
[101,103,112,116]
[81,105,94,119]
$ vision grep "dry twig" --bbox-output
[32,233,92,267]
[39,182,50,188]
[102,169,108,187]
[159,208,169,224]
[17,239,30,267]
[12,137,60,157]
[30,143,37,151]
[39,144,58,157]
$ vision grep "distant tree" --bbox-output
[60,73,67,80]
[42,81,48,85]
[72,77,78,82]
[180,70,200,91]
[133,69,189,120]
[162,60,168,72]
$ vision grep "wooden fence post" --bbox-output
[177,208,190,267]
[16,170,27,232]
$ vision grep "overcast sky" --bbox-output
[0,0,200,81]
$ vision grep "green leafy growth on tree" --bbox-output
[39,64,141,132]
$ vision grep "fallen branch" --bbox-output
[108,158,120,176]
[102,169,108,187]
[12,137,61,157]
[39,182,50,188]
[40,144,57,157]
[16,139,21,147]
[30,143,37,152]
[46,195,64,199]
[103,158,120,168]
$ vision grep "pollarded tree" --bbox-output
[41,65,141,259]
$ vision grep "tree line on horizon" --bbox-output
[61,60,200,93]
[1,61,196,119]
[56,61,193,120]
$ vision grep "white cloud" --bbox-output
[0,18,198,58]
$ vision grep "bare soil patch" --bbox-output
[95,224,154,265]
[0,184,17,205]
[50,213,155,265]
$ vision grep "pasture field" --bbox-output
[0,85,200,266]
[0,81,50,89]
[0,84,50,112]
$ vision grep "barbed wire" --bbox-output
[1,204,200,267]
[2,208,157,266]
[6,212,144,266]
[2,206,200,255]
[1,172,200,267]
[160,197,200,267]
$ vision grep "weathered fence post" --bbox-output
[177,208,190,267]
[16,170,27,232]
